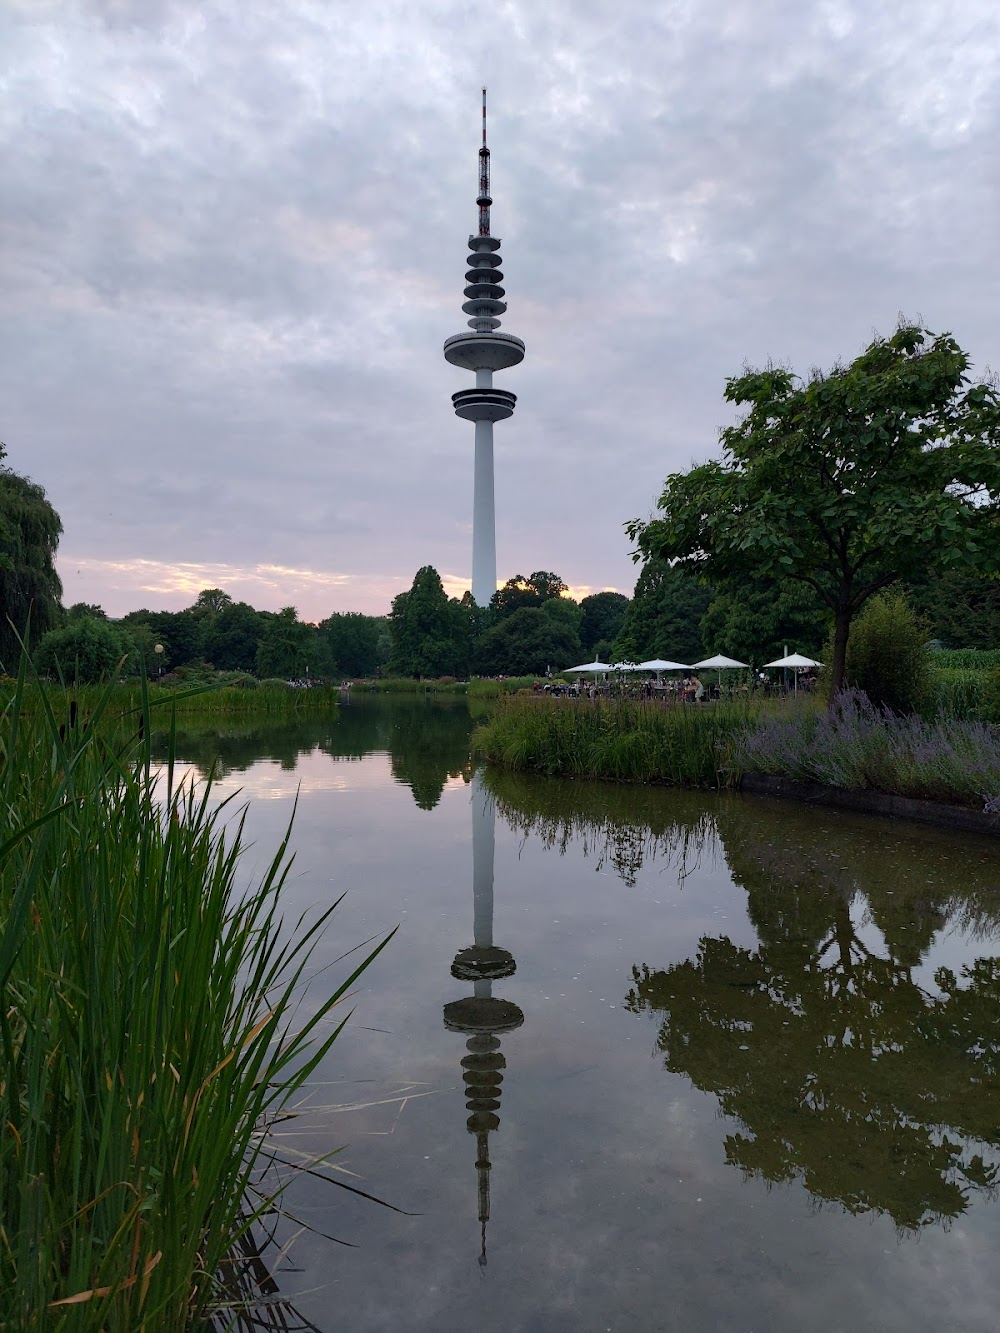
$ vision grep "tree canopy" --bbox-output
[489,571,568,620]
[629,326,1000,695]
[474,606,581,677]
[612,559,712,666]
[579,591,630,656]
[387,566,471,678]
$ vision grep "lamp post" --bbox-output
[154,643,163,678]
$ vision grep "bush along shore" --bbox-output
[472,689,1000,814]
[349,675,539,698]
[0,665,390,1328]
[0,676,342,722]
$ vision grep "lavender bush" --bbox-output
[730,688,1000,809]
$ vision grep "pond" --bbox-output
[160,697,1000,1332]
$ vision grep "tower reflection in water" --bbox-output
[442,771,523,1267]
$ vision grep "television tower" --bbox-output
[444,89,525,607]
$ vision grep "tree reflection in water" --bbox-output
[152,697,476,810]
[485,769,1000,1233]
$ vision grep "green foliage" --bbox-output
[190,586,233,616]
[926,647,1000,671]
[66,601,106,620]
[119,607,203,671]
[612,559,712,665]
[906,559,1000,649]
[474,606,581,676]
[699,574,828,665]
[34,614,128,683]
[630,325,1000,696]
[321,611,389,678]
[0,449,63,666]
[843,590,930,714]
[579,591,630,655]
[0,668,387,1325]
[200,600,267,673]
[255,606,314,679]
[982,667,1000,723]
[925,668,987,720]
[466,675,538,697]
[489,570,568,620]
[387,566,471,677]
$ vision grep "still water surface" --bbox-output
[160,699,1000,1332]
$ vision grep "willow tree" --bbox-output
[628,327,1000,695]
[0,447,63,668]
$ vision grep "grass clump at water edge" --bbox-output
[472,694,763,787]
[0,663,392,1329]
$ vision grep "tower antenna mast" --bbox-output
[478,87,491,237]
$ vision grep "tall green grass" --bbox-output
[929,648,1000,672]
[0,665,390,1328]
[473,694,765,786]
[925,667,988,719]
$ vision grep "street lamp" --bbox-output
[154,643,163,678]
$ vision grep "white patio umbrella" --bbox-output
[763,653,824,668]
[564,660,612,674]
[638,658,691,675]
[763,652,823,693]
[692,653,749,694]
[693,654,749,669]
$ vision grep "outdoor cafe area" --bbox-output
[542,653,824,701]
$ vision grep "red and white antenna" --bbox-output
[477,86,491,237]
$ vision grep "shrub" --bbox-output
[844,590,930,714]
[34,616,128,683]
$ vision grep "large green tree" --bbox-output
[200,601,267,673]
[629,327,1000,695]
[489,571,568,621]
[119,608,203,670]
[474,606,581,676]
[698,574,828,665]
[0,448,63,668]
[906,562,1000,650]
[320,611,389,678]
[388,566,470,678]
[579,591,630,657]
[255,607,313,679]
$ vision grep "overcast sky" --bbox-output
[2,0,998,620]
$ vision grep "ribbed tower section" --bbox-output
[444,89,525,608]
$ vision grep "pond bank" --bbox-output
[473,691,1000,828]
[740,774,1000,835]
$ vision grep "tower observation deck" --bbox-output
[444,89,525,607]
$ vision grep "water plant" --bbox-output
[0,663,390,1328]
